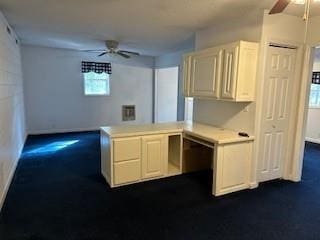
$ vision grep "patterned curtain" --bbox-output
[312,72,320,84]
[81,61,112,74]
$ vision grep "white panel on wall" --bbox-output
[21,46,154,134]
[0,11,26,209]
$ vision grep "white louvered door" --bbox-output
[258,46,297,182]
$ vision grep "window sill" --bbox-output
[84,94,110,97]
[309,106,320,109]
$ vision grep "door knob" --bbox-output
[272,125,276,129]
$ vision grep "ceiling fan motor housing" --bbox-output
[106,40,119,52]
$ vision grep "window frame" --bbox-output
[83,72,111,97]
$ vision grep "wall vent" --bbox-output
[122,105,136,121]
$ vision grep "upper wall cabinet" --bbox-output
[183,41,259,102]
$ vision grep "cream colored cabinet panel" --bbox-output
[113,137,141,162]
[114,160,141,185]
[101,131,112,185]
[221,45,239,100]
[183,54,192,97]
[142,135,166,179]
[190,48,223,98]
[183,41,258,102]
[213,141,252,196]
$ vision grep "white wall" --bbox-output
[155,48,194,121]
[22,45,154,134]
[0,12,26,209]
[306,58,320,143]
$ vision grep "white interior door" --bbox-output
[154,67,179,123]
[258,46,297,182]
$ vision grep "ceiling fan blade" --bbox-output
[80,49,106,52]
[118,50,140,56]
[98,52,108,57]
[117,52,131,59]
[269,0,291,14]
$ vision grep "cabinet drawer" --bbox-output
[114,160,141,185]
[113,137,141,162]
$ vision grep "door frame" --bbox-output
[254,37,305,183]
[291,43,316,182]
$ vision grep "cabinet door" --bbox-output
[221,45,239,100]
[190,48,223,98]
[213,142,252,196]
[183,55,192,97]
[142,135,166,179]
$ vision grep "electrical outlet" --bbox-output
[244,106,250,112]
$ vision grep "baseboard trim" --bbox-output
[0,132,27,211]
[305,137,320,145]
[249,182,259,189]
[28,127,100,135]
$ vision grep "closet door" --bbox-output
[221,45,239,100]
[190,48,223,98]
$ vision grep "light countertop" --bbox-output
[101,122,254,144]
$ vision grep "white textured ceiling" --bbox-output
[0,0,319,56]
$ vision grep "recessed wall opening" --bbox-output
[168,134,182,176]
[182,137,213,173]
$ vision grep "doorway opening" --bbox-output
[302,46,320,181]
[154,67,179,123]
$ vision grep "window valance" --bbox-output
[312,72,320,84]
[82,61,112,74]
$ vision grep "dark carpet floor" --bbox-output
[0,131,320,240]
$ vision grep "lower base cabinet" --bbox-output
[141,135,166,179]
[101,133,182,187]
[213,141,252,196]
[114,160,141,185]
[101,129,253,196]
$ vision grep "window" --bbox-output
[84,72,110,96]
[309,84,320,107]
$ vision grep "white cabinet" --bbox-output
[113,137,141,185]
[213,141,253,196]
[183,41,258,102]
[101,132,182,187]
[183,54,192,97]
[190,47,223,99]
[141,135,166,179]
[220,44,239,100]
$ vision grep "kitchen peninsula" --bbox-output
[101,122,255,196]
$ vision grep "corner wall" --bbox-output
[0,12,26,209]
[155,48,194,121]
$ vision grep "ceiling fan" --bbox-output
[269,0,320,15]
[83,40,140,58]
